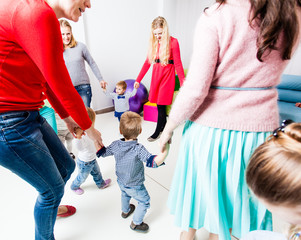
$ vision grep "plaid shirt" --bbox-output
[99,139,157,187]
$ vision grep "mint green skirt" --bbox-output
[167,121,272,240]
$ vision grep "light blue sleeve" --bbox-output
[125,88,137,99]
[104,91,116,99]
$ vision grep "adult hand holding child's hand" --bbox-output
[63,116,84,138]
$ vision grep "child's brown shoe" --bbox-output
[121,204,135,218]
[130,221,149,232]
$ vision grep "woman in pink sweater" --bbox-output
[159,0,301,240]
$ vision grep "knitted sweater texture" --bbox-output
[169,0,301,132]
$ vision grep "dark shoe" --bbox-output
[130,221,149,232]
[121,204,135,218]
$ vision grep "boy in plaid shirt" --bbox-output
[97,111,169,232]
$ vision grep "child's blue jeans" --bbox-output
[71,158,105,189]
[118,181,150,225]
[0,111,75,240]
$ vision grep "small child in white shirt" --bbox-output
[70,107,111,195]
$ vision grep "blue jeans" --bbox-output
[114,111,125,121]
[0,111,75,240]
[71,158,105,189]
[118,181,150,225]
[75,84,92,107]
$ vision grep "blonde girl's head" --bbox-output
[119,111,142,140]
[147,16,170,66]
[59,19,77,49]
[246,121,301,239]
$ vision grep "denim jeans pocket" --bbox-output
[0,111,30,130]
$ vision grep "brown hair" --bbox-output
[215,0,301,61]
[59,19,77,49]
[116,81,127,90]
[246,122,301,239]
[119,111,142,140]
[86,107,96,123]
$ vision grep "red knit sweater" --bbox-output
[0,0,91,130]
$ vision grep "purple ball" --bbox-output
[114,79,149,113]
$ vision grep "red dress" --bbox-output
[136,37,185,105]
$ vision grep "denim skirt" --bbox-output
[167,121,273,240]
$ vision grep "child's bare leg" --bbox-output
[180,228,196,240]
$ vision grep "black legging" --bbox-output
[151,104,167,138]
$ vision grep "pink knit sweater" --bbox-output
[169,0,301,132]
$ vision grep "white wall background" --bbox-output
[68,0,216,111]
[69,0,301,112]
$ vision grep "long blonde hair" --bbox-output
[246,122,301,239]
[59,19,77,49]
[147,16,170,66]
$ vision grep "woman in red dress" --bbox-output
[135,16,185,141]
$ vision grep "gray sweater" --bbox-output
[63,42,103,86]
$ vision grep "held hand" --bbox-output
[100,80,108,89]
[63,116,84,138]
[74,127,84,139]
[85,126,103,150]
[134,82,140,89]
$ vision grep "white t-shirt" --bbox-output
[74,135,96,162]
[241,230,286,240]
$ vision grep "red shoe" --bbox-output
[57,205,76,218]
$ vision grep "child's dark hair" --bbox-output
[119,111,142,139]
[116,81,127,90]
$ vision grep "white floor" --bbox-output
[0,112,288,240]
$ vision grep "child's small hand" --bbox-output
[100,80,108,89]
[74,127,84,139]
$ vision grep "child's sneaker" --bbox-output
[130,221,149,232]
[72,187,84,195]
[121,204,135,218]
[99,179,111,189]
